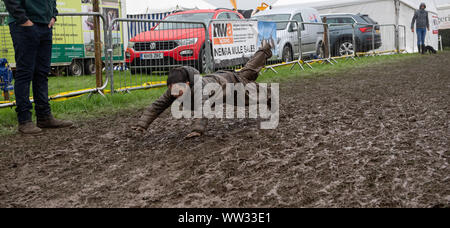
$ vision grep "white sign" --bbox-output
[212,21,258,62]
[438,11,450,29]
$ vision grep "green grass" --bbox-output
[0,53,424,135]
[1,72,167,101]
[257,53,420,83]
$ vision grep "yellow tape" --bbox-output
[1,81,167,105]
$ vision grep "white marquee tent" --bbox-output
[436,0,450,29]
[126,0,215,15]
[202,0,279,10]
[273,0,440,52]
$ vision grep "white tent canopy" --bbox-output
[436,0,450,29]
[126,0,216,15]
[434,0,450,7]
[202,0,279,10]
[273,0,439,52]
[274,0,438,13]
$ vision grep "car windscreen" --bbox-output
[253,14,291,30]
[154,13,215,30]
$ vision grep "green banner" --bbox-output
[52,44,85,63]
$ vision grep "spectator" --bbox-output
[411,2,430,54]
[4,0,73,134]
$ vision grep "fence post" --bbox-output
[395,25,400,54]
[372,24,376,55]
[298,22,303,62]
[107,22,115,93]
[322,17,330,59]
[2,91,9,101]
[351,23,357,60]
[204,23,213,74]
[404,26,407,52]
[102,15,113,94]
[93,0,103,88]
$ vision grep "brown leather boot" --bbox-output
[37,116,73,129]
[18,122,43,135]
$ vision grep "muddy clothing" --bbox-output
[137,44,273,133]
[411,9,429,29]
[5,0,58,25]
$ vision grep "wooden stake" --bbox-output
[93,0,103,88]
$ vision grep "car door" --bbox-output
[326,17,342,48]
[340,17,356,36]
[291,13,307,55]
[293,12,315,54]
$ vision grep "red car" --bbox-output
[126,9,245,74]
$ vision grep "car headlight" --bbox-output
[128,42,135,49]
[175,38,198,46]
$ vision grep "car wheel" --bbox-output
[282,45,293,63]
[337,40,355,56]
[198,47,208,73]
[69,60,83,76]
[85,59,96,75]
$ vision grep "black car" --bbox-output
[321,13,382,56]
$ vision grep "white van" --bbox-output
[253,7,324,61]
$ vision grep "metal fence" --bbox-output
[1,12,412,108]
[376,24,397,54]
[398,25,407,53]
[106,18,211,93]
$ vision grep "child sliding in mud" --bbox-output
[132,43,274,139]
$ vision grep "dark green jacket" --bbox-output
[4,0,58,25]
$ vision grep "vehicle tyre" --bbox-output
[198,47,208,73]
[336,39,355,56]
[282,45,293,63]
[69,60,83,76]
[84,59,96,75]
[316,42,325,59]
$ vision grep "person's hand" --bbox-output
[411,28,414,33]
[427,27,430,31]
[185,131,202,139]
[48,18,56,29]
[20,20,34,27]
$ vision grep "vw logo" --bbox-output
[149,42,157,50]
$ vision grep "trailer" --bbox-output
[0,0,127,76]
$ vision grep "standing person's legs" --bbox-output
[421,29,427,47]
[237,43,272,82]
[420,29,427,54]
[9,23,39,124]
[417,28,426,53]
[33,24,52,120]
[33,24,73,129]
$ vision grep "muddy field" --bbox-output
[1,53,449,208]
